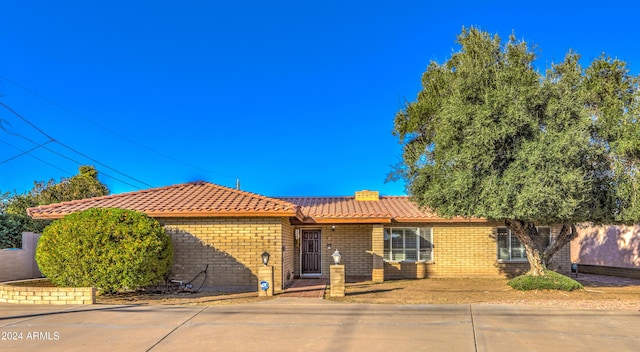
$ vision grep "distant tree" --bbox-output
[392,27,640,275]
[0,166,109,247]
[0,213,22,248]
[35,165,109,205]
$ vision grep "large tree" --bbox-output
[0,165,109,246]
[392,27,640,275]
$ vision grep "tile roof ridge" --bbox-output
[276,195,410,199]
[28,181,301,212]
[26,187,153,211]
[200,182,300,209]
[275,195,355,199]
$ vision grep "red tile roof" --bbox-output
[27,181,483,223]
[279,196,456,223]
[27,181,303,220]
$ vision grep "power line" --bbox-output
[0,139,74,176]
[0,139,52,164]
[0,102,151,189]
[0,136,146,190]
[0,101,56,141]
[0,74,237,181]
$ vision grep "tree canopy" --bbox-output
[0,165,109,247]
[392,27,640,275]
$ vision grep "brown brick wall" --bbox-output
[318,222,573,280]
[159,217,573,292]
[293,225,372,279]
[160,217,287,292]
[0,279,95,305]
[281,219,295,287]
[549,225,571,275]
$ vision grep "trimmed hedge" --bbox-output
[36,208,173,293]
[508,270,583,291]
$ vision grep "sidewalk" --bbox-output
[1,300,638,351]
[278,278,327,298]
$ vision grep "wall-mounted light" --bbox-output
[261,251,270,266]
[332,250,342,265]
[331,225,336,231]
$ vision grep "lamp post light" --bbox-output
[332,250,341,265]
[258,251,274,297]
[330,250,344,297]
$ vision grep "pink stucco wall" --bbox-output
[571,225,640,268]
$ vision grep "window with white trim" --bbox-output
[497,227,551,261]
[383,227,432,262]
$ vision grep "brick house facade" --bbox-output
[28,182,571,293]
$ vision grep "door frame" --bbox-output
[299,228,322,277]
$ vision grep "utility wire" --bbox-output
[0,74,236,180]
[0,102,151,189]
[0,139,74,176]
[0,139,52,165]
[0,101,56,141]
[0,136,145,190]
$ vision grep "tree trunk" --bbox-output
[504,220,577,276]
[504,219,546,276]
[543,223,577,261]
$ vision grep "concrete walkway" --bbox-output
[279,278,327,298]
[1,299,638,351]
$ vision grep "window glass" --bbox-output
[383,227,432,262]
[497,227,553,261]
[497,228,509,260]
[510,235,525,259]
[383,229,391,260]
[538,227,551,248]
[419,228,432,261]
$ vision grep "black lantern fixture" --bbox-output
[331,250,341,265]
[261,251,270,266]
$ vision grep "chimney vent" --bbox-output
[355,190,379,201]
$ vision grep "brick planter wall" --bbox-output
[0,279,95,305]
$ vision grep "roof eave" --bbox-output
[298,217,393,224]
[28,210,299,220]
[392,217,489,223]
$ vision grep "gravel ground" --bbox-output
[520,273,640,311]
[98,273,640,311]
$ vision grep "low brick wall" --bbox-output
[576,264,640,279]
[384,262,428,280]
[0,279,95,305]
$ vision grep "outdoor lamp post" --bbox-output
[330,250,344,297]
[258,251,273,297]
[332,250,341,265]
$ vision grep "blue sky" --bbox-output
[1,1,639,197]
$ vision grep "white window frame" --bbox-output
[383,227,433,262]
[497,226,552,262]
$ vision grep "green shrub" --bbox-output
[508,270,583,291]
[36,208,173,293]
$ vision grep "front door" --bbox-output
[301,230,321,275]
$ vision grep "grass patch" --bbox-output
[508,270,584,291]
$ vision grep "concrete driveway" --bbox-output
[1,298,638,351]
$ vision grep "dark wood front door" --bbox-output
[301,230,321,275]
